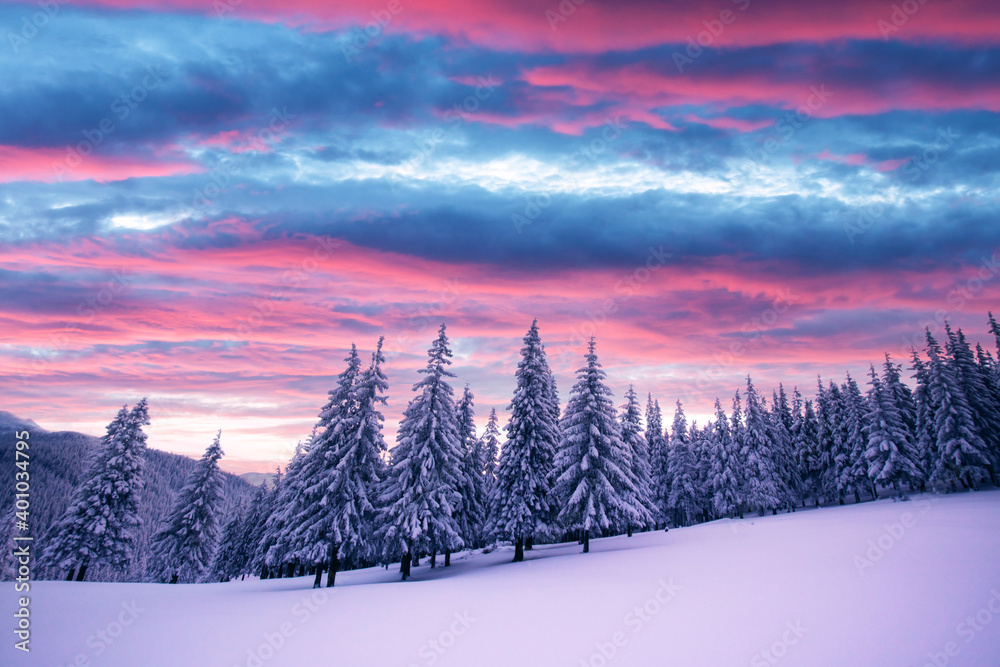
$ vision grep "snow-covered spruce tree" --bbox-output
[708,398,741,518]
[741,377,782,516]
[210,501,247,582]
[645,395,669,529]
[619,385,655,534]
[42,399,150,582]
[481,408,501,487]
[816,379,847,504]
[909,348,937,488]
[863,365,921,498]
[551,339,640,553]
[294,338,390,587]
[840,372,873,502]
[241,478,282,580]
[923,330,992,491]
[491,320,560,562]
[455,384,487,552]
[946,325,1000,484]
[378,325,465,579]
[793,393,822,506]
[261,445,312,579]
[690,422,714,522]
[149,431,226,583]
[769,388,800,510]
[666,401,699,527]
[271,345,361,580]
[883,354,918,440]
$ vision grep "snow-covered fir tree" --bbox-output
[666,401,700,527]
[491,320,561,561]
[793,393,822,506]
[645,395,669,528]
[455,384,487,550]
[708,398,741,518]
[863,365,921,498]
[618,385,655,533]
[295,338,390,586]
[210,501,247,582]
[816,379,847,504]
[481,408,501,487]
[270,345,361,579]
[946,325,1000,484]
[741,377,782,515]
[149,430,226,583]
[378,325,465,578]
[769,387,799,509]
[924,330,992,490]
[552,339,641,552]
[42,398,150,581]
[841,372,873,502]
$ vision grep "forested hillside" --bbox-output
[0,412,253,581]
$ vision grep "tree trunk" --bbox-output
[582,531,590,553]
[525,535,533,550]
[327,543,339,588]
[286,561,296,578]
[401,549,412,581]
[66,568,75,582]
[444,550,451,567]
[241,573,245,581]
[76,562,88,582]
[430,549,437,569]
[312,562,324,589]
[854,490,861,504]
[169,572,178,584]
[513,536,524,562]
[627,525,633,537]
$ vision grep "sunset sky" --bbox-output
[1,0,998,474]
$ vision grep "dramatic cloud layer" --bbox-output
[1,0,998,472]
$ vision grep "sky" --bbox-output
[1,0,999,474]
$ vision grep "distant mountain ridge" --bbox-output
[0,412,254,581]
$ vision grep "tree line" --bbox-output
[36,313,1000,585]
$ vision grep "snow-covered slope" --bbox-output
[10,490,1000,666]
